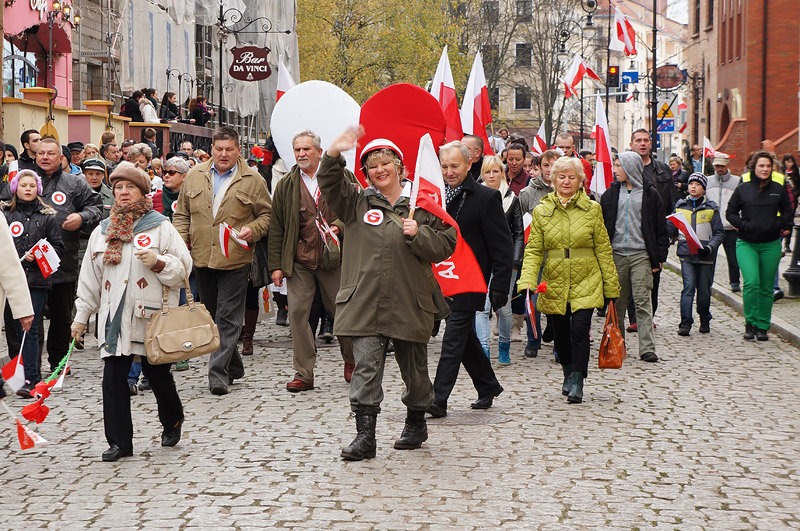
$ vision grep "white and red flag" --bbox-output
[562,55,601,98]
[7,160,18,183]
[703,136,716,158]
[1,401,48,450]
[411,134,487,296]
[609,4,637,56]
[531,123,549,155]
[276,58,295,102]
[430,46,463,143]
[522,212,532,244]
[460,52,494,155]
[667,212,703,254]
[218,222,249,258]
[1,331,26,391]
[28,239,61,279]
[591,95,614,196]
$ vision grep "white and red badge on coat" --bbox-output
[171,201,178,213]
[9,221,24,237]
[133,234,152,249]
[363,209,384,226]
[51,191,67,206]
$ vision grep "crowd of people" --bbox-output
[0,117,795,463]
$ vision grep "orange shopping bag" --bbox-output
[599,300,627,369]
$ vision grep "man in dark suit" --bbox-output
[428,141,513,417]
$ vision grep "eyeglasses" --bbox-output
[164,170,183,176]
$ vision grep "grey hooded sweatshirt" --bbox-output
[612,151,647,255]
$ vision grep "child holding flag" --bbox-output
[1,170,64,397]
[668,173,724,336]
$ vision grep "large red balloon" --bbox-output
[356,83,447,187]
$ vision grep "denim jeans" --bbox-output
[523,268,543,349]
[680,260,713,324]
[475,275,512,351]
[13,288,48,384]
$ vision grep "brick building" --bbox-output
[685,0,800,174]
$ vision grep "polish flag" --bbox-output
[7,160,18,183]
[702,136,716,158]
[609,4,637,56]
[16,419,47,450]
[531,123,549,155]
[667,212,703,254]
[411,134,487,296]
[522,212,532,244]
[276,58,296,102]
[562,55,601,98]
[430,46,463,143]
[30,239,61,279]
[218,222,249,258]
[1,331,26,391]
[460,52,495,155]
[591,95,614,196]
[625,85,635,102]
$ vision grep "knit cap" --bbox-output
[687,172,707,190]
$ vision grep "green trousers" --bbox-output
[735,239,782,330]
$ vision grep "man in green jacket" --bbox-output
[268,130,354,392]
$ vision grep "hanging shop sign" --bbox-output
[655,64,686,91]
[229,46,272,82]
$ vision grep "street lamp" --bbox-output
[556,7,597,150]
[46,2,79,91]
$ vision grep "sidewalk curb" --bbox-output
[664,258,800,348]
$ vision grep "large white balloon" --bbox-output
[270,80,361,171]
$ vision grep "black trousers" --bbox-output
[103,355,183,451]
[433,310,502,408]
[47,281,76,369]
[550,304,593,378]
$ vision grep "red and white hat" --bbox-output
[360,138,404,165]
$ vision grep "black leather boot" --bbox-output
[394,410,428,450]
[320,313,334,343]
[567,372,584,404]
[561,365,571,396]
[341,411,377,461]
[241,309,259,356]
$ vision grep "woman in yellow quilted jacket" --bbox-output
[518,157,620,404]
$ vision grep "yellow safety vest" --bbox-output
[741,171,785,185]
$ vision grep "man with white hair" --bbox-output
[428,141,512,417]
[268,130,355,392]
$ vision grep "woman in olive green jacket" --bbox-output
[320,126,456,462]
[518,156,619,404]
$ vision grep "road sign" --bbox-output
[657,119,675,133]
[658,103,674,118]
[622,71,639,84]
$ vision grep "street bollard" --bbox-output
[782,223,800,297]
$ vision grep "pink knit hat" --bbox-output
[9,169,43,195]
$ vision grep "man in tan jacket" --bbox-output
[173,127,271,395]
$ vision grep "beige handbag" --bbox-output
[144,272,220,365]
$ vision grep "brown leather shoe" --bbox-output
[286,378,314,392]
[343,363,355,383]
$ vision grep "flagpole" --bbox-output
[605,2,612,117]
[650,0,658,157]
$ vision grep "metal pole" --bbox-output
[650,0,658,155]
[579,33,584,151]
[48,15,54,90]
[605,4,611,117]
[218,2,224,126]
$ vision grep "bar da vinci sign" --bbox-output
[229,47,272,82]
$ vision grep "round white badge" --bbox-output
[171,201,178,212]
[363,209,384,226]
[9,221,24,237]
[51,191,67,206]
[134,234,152,249]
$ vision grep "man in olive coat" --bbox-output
[429,141,513,417]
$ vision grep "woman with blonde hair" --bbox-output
[474,155,523,364]
[518,156,619,404]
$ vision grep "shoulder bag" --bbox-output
[144,269,220,365]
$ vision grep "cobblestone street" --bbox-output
[1,268,799,529]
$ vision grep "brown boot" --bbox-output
[241,309,259,356]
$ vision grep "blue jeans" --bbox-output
[680,260,713,324]
[128,361,142,385]
[523,268,543,349]
[13,288,48,384]
[475,274,513,351]
[179,269,199,306]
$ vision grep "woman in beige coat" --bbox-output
[72,162,192,461]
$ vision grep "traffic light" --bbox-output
[616,83,628,103]
[607,65,620,88]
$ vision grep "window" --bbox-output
[482,44,500,71]
[516,0,532,22]
[515,87,532,110]
[720,17,726,63]
[735,9,742,58]
[515,43,532,67]
[693,0,700,34]
[483,1,499,24]
[706,0,714,28]
[488,87,499,109]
